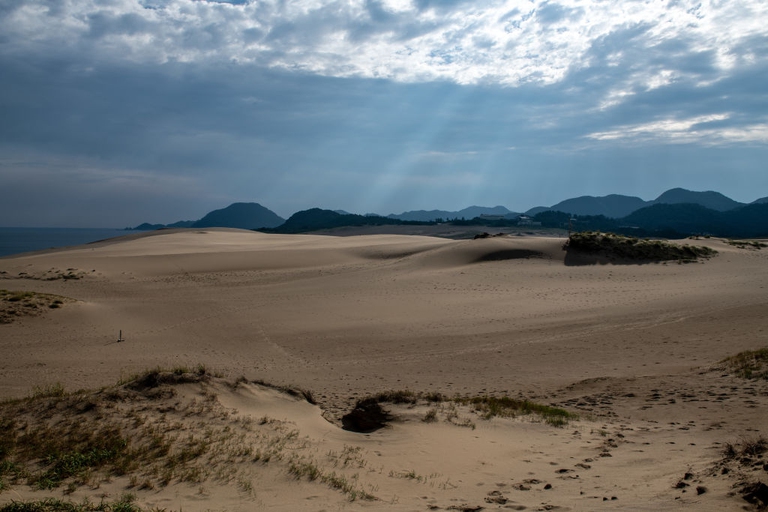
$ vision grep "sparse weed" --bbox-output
[722,348,768,380]
[422,408,438,423]
[458,396,576,426]
[289,457,374,501]
[237,477,254,496]
[1,290,74,324]
[362,390,576,428]
[722,436,767,460]
[31,382,66,399]
[0,494,149,512]
[389,469,425,483]
[727,239,767,250]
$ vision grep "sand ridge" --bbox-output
[1,228,767,510]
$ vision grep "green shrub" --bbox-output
[566,231,716,262]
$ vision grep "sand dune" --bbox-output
[1,229,767,510]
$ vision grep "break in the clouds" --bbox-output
[1,0,767,226]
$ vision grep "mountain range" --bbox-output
[385,205,519,222]
[526,188,755,219]
[129,188,768,238]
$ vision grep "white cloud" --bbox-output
[1,0,766,87]
[586,114,768,145]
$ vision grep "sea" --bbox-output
[0,228,140,258]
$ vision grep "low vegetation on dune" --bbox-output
[0,290,73,324]
[721,348,768,380]
[0,494,146,512]
[716,435,768,510]
[1,367,215,496]
[342,390,577,432]
[0,268,88,281]
[458,396,575,427]
[1,367,580,509]
[0,366,378,507]
[725,239,768,250]
[565,231,717,262]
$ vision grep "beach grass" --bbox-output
[721,348,768,380]
[0,290,74,324]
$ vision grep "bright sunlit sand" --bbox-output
[1,228,767,511]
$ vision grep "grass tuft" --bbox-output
[31,383,66,399]
[0,494,151,512]
[458,396,576,426]
[726,239,768,250]
[722,436,767,460]
[361,391,576,428]
[721,348,768,380]
[288,458,375,501]
[0,290,74,324]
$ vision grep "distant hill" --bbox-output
[652,188,744,211]
[131,220,195,231]
[720,203,768,238]
[459,205,519,219]
[191,203,284,229]
[388,209,454,222]
[525,206,551,216]
[129,203,283,230]
[752,197,768,204]
[167,220,196,228]
[622,203,722,234]
[531,202,768,238]
[389,205,517,222]
[264,208,413,234]
[548,194,649,218]
[525,188,750,219]
[132,223,165,231]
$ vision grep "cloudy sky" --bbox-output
[1,0,767,227]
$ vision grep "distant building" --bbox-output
[516,215,542,227]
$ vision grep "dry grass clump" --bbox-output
[726,239,768,250]
[6,268,88,281]
[566,232,716,262]
[287,458,375,502]
[0,290,73,324]
[0,493,153,512]
[721,348,768,380]
[457,396,577,427]
[722,436,768,460]
[355,391,576,428]
[719,435,768,508]
[118,364,213,390]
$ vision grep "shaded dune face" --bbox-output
[471,248,546,263]
[386,237,563,269]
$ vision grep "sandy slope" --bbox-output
[1,228,767,510]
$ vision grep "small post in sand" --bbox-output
[117,330,125,343]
